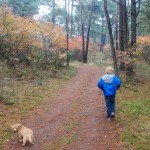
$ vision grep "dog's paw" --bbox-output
[30,142,34,145]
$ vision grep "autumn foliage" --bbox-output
[137,36,150,64]
[68,36,95,61]
[68,36,82,51]
[115,35,150,79]
[0,6,67,67]
[137,35,150,45]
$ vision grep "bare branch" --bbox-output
[136,0,141,17]
[141,1,150,7]
[112,0,121,5]
[136,20,147,26]
[136,0,141,4]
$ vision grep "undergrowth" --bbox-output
[0,62,78,149]
[117,79,150,150]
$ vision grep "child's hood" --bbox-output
[102,74,114,83]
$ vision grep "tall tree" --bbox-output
[70,0,74,37]
[112,0,128,51]
[130,0,136,46]
[119,0,124,51]
[65,0,69,34]
[79,0,85,63]
[130,0,141,46]
[138,0,150,35]
[115,0,119,50]
[52,0,56,24]
[0,0,8,6]
[42,0,57,24]
[123,0,128,50]
[79,0,93,63]
[104,0,119,76]
[8,0,40,17]
[84,0,93,63]
[98,0,106,51]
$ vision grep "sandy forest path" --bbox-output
[9,64,121,150]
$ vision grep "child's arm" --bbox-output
[114,77,121,90]
[97,79,103,90]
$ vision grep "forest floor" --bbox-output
[8,64,122,150]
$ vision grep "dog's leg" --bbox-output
[22,137,26,146]
[29,136,34,145]
[19,135,23,142]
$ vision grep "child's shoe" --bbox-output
[111,112,115,118]
[107,118,111,122]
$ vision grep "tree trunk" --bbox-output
[66,34,69,66]
[115,1,119,51]
[123,0,128,50]
[130,0,136,46]
[52,0,55,24]
[104,0,119,77]
[84,0,93,63]
[100,15,105,52]
[79,0,85,63]
[65,0,69,34]
[119,0,124,51]
[82,23,85,63]
[67,0,70,35]
[70,0,74,37]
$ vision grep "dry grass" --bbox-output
[0,64,77,149]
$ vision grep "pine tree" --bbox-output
[8,0,40,17]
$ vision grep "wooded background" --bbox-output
[0,0,150,76]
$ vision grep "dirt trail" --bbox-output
[9,65,121,150]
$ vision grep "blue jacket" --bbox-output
[97,74,121,96]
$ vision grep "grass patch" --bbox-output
[136,63,150,80]
[117,80,150,149]
[0,128,11,146]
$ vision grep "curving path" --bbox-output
[9,64,122,150]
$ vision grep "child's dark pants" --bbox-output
[105,95,115,118]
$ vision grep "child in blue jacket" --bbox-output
[97,67,121,122]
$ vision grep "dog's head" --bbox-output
[11,124,22,133]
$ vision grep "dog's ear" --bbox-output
[11,124,16,129]
[17,124,22,130]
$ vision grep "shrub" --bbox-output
[142,45,150,64]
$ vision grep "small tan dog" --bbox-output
[11,123,33,146]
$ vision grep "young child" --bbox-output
[97,67,121,122]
